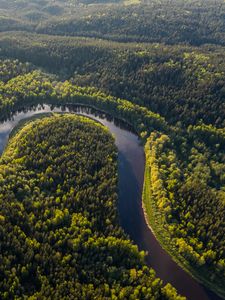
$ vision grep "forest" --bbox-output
[0,33,224,127]
[0,0,225,46]
[144,127,225,295]
[0,0,224,299]
[0,114,183,299]
[0,56,224,298]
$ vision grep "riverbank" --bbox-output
[0,103,223,300]
[9,112,53,139]
[142,162,225,300]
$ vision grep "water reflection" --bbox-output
[0,104,221,300]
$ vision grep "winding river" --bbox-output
[0,104,222,300]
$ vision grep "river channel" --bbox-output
[0,104,222,300]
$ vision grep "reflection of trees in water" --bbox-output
[1,103,137,134]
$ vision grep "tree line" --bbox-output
[144,126,225,296]
[1,0,225,47]
[0,114,184,299]
[0,33,224,127]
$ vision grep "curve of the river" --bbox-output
[0,104,222,300]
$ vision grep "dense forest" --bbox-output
[0,0,224,298]
[144,126,225,296]
[1,0,225,46]
[0,33,224,127]
[0,114,183,299]
[0,57,224,297]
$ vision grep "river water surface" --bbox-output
[0,104,222,300]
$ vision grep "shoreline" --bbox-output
[142,163,225,300]
[1,102,224,299]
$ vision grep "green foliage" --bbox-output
[0,56,224,296]
[0,114,183,299]
[0,59,33,82]
[0,0,225,296]
[1,0,225,46]
[0,66,167,136]
[144,127,225,294]
[0,33,224,127]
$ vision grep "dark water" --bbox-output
[0,104,222,300]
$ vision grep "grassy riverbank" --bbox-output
[142,162,225,300]
[0,112,185,299]
[4,104,225,299]
[3,101,225,299]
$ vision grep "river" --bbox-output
[0,104,222,300]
